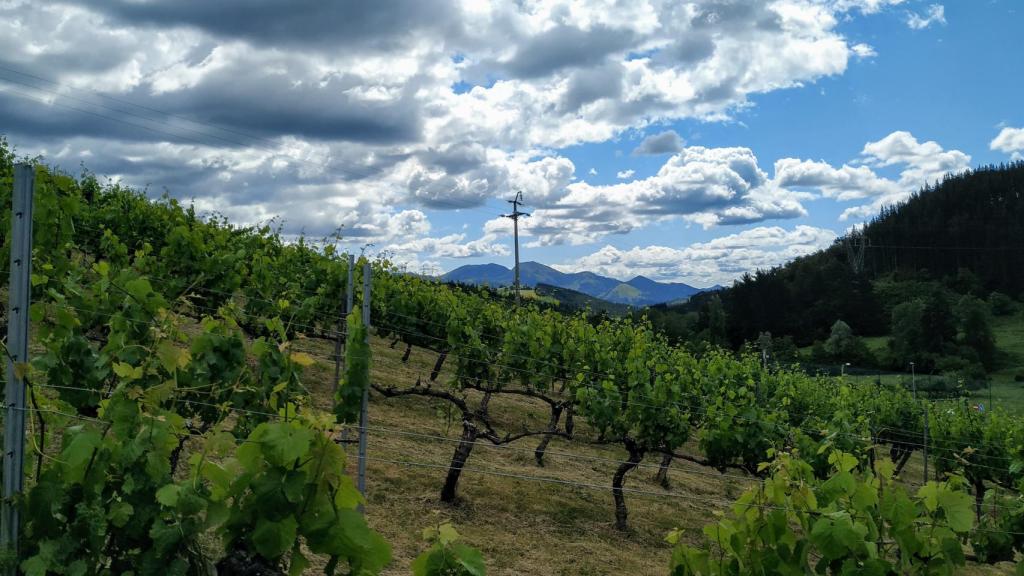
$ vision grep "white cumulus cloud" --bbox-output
[991,127,1024,160]
[552,225,837,286]
[0,0,944,269]
[906,4,946,29]
[851,43,877,59]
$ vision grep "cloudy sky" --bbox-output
[2,0,1022,287]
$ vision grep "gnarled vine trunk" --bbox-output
[441,391,491,503]
[401,342,413,363]
[430,350,447,381]
[972,476,986,523]
[613,438,645,531]
[892,447,913,477]
[654,452,673,489]
[216,547,284,576]
[440,420,478,503]
[534,403,564,467]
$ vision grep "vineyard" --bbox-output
[2,145,1024,574]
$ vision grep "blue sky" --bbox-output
[419,0,1023,285]
[2,0,1023,287]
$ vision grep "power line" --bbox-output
[31,296,1020,464]
[17,401,1024,535]
[19,384,1024,516]
[865,243,1024,252]
[28,256,1020,464]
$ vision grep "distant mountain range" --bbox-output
[442,261,718,306]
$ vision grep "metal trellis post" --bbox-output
[3,164,34,570]
[357,261,370,509]
[333,254,356,394]
[346,254,355,332]
[923,404,929,485]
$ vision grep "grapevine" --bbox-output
[3,142,1022,572]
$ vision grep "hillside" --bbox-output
[681,162,1024,347]
[442,261,704,306]
[533,282,633,316]
[300,333,1020,575]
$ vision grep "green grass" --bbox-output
[517,288,560,306]
[294,333,758,575]
[801,307,1024,414]
[978,307,1024,413]
[862,335,889,357]
[292,333,1021,575]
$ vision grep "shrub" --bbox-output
[935,355,986,390]
[988,291,1016,316]
[773,335,801,364]
[817,320,876,366]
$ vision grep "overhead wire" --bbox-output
[28,270,1000,458]
[28,294,1021,470]
[14,388,1024,523]
[22,247,1019,468]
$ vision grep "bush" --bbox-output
[810,340,827,363]
[935,355,987,389]
[971,497,1024,564]
[988,291,1016,316]
[1015,373,1024,383]
[773,335,801,364]
[971,525,1016,564]
[917,375,968,398]
[818,320,876,366]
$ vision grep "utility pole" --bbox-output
[357,261,370,510]
[503,191,529,304]
[4,164,34,569]
[923,405,930,484]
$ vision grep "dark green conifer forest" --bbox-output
[653,162,1024,377]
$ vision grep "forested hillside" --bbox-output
[678,163,1024,359]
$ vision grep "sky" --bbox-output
[1,0,1023,288]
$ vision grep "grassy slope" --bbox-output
[516,288,561,306]
[533,283,632,316]
[297,334,751,575]
[804,308,1024,414]
[289,333,1019,575]
[984,308,1024,412]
